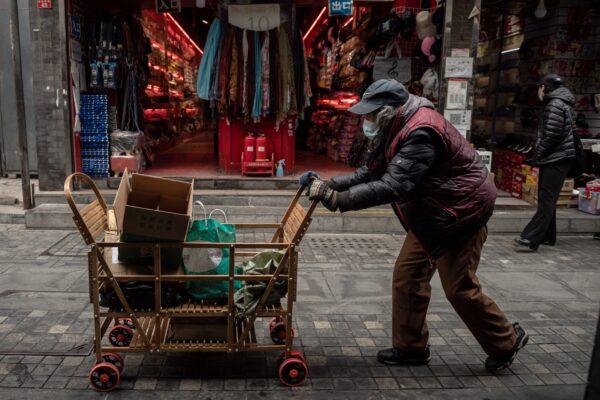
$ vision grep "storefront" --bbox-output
[471,0,600,205]
[64,0,450,179]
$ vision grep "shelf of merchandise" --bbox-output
[140,10,202,150]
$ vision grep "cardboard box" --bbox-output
[114,172,193,266]
[562,179,574,192]
[522,182,538,205]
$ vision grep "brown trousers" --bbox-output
[392,226,516,357]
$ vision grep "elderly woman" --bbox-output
[301,79,527,371]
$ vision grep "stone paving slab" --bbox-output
[0,225,597,398]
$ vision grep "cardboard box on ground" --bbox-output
[522,178,574,207]
[113,171,193,267]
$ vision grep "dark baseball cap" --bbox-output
[348,79,410,115]
[539,73,563,91]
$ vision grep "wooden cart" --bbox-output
[64,173,317,391]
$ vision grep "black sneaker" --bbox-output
[485,322,529,372]
[541,240,555,246]
[377,345,431,366]
[514,238,538,252]
[594,233,600,240]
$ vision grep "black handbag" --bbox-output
[566,108,586,178]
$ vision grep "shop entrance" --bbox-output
[69,1,218,179]
[68,1,444,180]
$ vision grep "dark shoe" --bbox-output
[594,233,600,240]
[514,238,538,252]
[377,345,431,366]
[485,322,529,372]
[541,240,555,246]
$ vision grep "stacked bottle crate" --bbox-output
[80,94,110,177]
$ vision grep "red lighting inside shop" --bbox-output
[165,13,203,55]
[303,6,327,41]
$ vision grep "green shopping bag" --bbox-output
[182,203,240,299]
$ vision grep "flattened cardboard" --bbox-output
[113,169,131,233]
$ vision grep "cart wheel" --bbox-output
[279,357,308,387]
[270,322,295,345]
[89,362,120,391]
[276,350,305,367]
[269,316,283,332]
[100,352,124,373]
[109,325,133,347]
[117,318,135,330]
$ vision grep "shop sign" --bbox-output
[444,109,472,128]
[156,0,181,13]
[37,0,52,9]
[446,79,468,110]
[444,109,472,139]
[329,0,353,16]
[373,42,410,84]
[450,48,470,57]
[228,4,281,31]
[444,57,473,78]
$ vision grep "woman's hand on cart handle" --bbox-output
[299,171,320,188]
[307,179,340,212]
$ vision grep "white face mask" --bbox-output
[538,87,545,101]
[362,119,379,139]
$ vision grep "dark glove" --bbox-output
[299,171,320,188]
[307,179,338,211]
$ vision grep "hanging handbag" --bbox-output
[373,41,411,84]
[566,107,586,178]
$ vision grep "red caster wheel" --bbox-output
[117,318,135,330]
[269,317,283,332]
[100,352,124,373]
[89,362,120,391]
[270,322,295,345]
[279,357,308,387]
[276,350,305,367]
[109,325,133,347]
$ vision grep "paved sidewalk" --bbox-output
[0,225,598,399]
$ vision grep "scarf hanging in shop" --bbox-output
[242,30,249,119]
[269,29,278,117]
[236,28,244,116]
[246,31,256,122]
[197,19,222,100]
[210,23,227,104]
[302,33,312,110]
[252,31,263,121]
[228,32,239,111]
[276,26,296,128]
[292,27,305,119]
[261,32,270,117]
[218,26,233,113]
